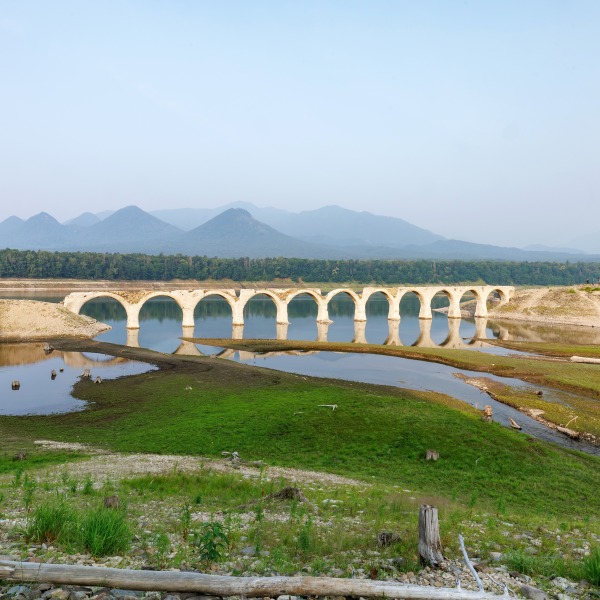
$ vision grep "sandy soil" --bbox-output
[489,286,600,328]
[0,299,110,341]
[6,440,364,489]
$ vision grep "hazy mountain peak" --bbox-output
[28,212,61,225]
[64,212,101,227]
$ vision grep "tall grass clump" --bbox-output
[25,501,77,544]
[583,547,600,586]
[78,507,132,557]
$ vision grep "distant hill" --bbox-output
[64,212,101,227]
[265,205,444,247]
[167,208,345,258]
[2,203,600,262]
[68,205,181,252]
[152,203,443,247]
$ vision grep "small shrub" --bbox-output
[193,521,229,565]
[26,501,77,544]
[22,474,37,512]
[82,474,95,495]
[180,503,191,541]
[583,547,600,586]
[78,507,132,557]
[153,532,172,569]
[297,516,314,557]
[13,467,24,487]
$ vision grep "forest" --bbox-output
[1,248,599,286]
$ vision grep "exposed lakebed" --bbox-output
[1,292,598,454]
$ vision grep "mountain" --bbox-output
[2,204,600,262]
[0,216,25,241]
[69,205,183,253]
[169,208,344,258]
[151,202,292,232]
[152,203,443,247]
[3,212,71,250]
[264,205,444,247]
[395,239,600,262]
[64,212,101,227]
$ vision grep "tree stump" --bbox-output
[482,405,493,422]
[425,449,439,461]
[418,505,444,567]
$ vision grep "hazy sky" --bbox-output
[1,1,599,248]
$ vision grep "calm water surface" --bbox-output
[0,291,598,456]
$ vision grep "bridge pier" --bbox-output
[474,317,489,340]
[385,319,401,346]
[447,292,463,319]
[352,320,367,344]
[414,318,435,347]
[316,322,330,342]
[125,329,140,348]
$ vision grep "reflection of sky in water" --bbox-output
[0,348,154,415]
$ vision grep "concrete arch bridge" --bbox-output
[63,285,513,330]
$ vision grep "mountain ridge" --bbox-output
[2,204,599,262]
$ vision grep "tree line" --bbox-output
[0,248,599,286]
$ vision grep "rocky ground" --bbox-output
[1,445,599,600]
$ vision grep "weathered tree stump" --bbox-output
[426,449,439,461]
[482,405,493,422]
[418,504,444,567]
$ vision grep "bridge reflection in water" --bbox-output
[121,315,506,356]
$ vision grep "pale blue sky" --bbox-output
[1,1,599,248]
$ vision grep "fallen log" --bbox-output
[570,355,600,364]
[556,425,580,439]
[0,561,506,599]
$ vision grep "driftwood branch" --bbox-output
[0,561,505,599]
[459,534,484,593]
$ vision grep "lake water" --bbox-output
[0,291,598,455]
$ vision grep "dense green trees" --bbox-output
[0,248,598,285]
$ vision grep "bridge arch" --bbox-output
[193,292,235,337]
[325,288,360,322]
[240,289,289,324]
[284,289,330,323]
